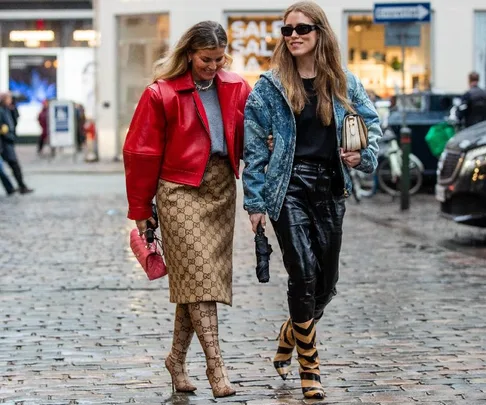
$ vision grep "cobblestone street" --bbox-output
[1,162,486,405]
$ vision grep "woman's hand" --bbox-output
[267,134,274,152]
[135,217,157,236]
[249,213,266,233]
[340,148,361,168]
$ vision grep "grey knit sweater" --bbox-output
[197,84,227,156]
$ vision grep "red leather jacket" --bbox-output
[123,69,251,220]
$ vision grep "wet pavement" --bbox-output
[351,192,486,260]
[0,148,485,404]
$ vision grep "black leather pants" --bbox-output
[271,160,346,323]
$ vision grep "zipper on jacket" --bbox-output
[194,96,212,186]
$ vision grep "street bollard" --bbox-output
[400,126,412,210]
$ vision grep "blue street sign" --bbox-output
[374,2,431,24]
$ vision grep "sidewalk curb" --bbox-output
[25,168,124,175]
[16,144,124,175]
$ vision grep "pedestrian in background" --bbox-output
[123,20,251,398]
[242,1,381,399]
[37,100,49,155]
[0,92,33,194]
[456,71,486,128]
[74,103,86,152]
[0,154,15,196]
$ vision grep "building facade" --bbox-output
[0,0,94,142]
[95,0,486,160]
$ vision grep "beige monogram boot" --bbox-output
[188,302,236,398]
[165,304,197,392]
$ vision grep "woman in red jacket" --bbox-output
[123,21,251,398]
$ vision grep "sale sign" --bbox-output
[227,15,283,73]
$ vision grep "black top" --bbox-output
[294,78,337,162]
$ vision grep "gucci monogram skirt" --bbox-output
[156,156,236,305]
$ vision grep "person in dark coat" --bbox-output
[74,103,86,152]
[0,92,33,194]
[0,143,15,196]
[457,72,486,128]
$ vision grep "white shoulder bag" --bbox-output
[341,114,368,151]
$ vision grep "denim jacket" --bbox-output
[242,69,382,220]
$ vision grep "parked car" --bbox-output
[388,92,461,183]
[436,120,486,227]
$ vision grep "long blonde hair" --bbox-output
[153,21,232,81]
[271,1,354,125]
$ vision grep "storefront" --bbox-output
[0,2,94,141]
[345,14,431,99]
[96,0,486,160]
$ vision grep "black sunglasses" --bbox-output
[281,24,318,37]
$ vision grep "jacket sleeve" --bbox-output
[123,86,166,220]
[456,91,470,122]
[349,74,382,173]
[242,82,272,214]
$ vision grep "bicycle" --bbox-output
[376,127,424,196]
[349,168,378,202]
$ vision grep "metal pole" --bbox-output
[399,27,410,211]
[400,126,411,210]
[401,31,406,94]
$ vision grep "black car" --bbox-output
[436,121,486,227]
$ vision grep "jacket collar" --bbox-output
[260,69,347,128]
[261,70,286,97]
[171,69,240,92]
[261,67,353,90]
[261,70,300,111]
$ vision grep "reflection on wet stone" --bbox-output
[0,177,485,404]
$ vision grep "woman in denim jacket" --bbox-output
[242,1,381,399]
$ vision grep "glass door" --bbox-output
[116,13,169,155]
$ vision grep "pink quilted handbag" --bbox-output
[129,228,167,280]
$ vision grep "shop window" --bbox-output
[226,13,283,87]
[347,15,431,99]
[61,19,94,47]
[1,20,61,48]
[117,13,169,153]
[0,19,93,48]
